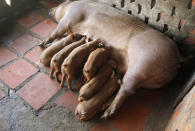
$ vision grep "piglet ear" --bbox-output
[5,0,11,6]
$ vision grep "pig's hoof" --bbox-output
[101,105,116,119]
[38,41,45,48]
[38,39,52,48]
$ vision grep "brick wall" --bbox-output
[97,0,195,45]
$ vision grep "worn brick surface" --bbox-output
[56,90,79,111]
[109,97,152,131]
[166,85,195,131]
[17,73,60,110]
[90,123,112,131]
[18,12,44,28]
[0,47,16,66]
[30,19,57,37]
[24,46,44,66]
[137,89,164,105]
[0,59,38,89]
[0,90,5,100]
[10,34,41,54]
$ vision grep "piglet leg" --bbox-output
[60,70,66,88]
[54,70,60,82]
[49,66,55,78]
[39,9,86,48]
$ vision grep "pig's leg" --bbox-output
[60,70,66,88]
[39,10,85,48]
[54,70,60,82]
[67,75,73,91]
[101,69,140,119]
[49,66,55,78]
[39,22,70,48]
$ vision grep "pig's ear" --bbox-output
[5,0,11,6]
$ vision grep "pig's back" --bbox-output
[69,1,149,50]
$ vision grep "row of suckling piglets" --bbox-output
[40,33,120,120]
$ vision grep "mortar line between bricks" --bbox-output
[26,16,58,41]
[0,44,41,71]
[0,57,19,70]
[4,43,22,57]
[5,38,43,61]
[14,70,40,91]
[29,30,45,40]
[23,45,40,56]
[0,79,13,95]
[50,87,67,103]
[16,94,40,116]
[36,87,64,114]
[15,78,63,116]
[0,87,6,99]
[16,16,46,40]
[17,13,46,29]
[26,17,58,40]
[5,41,27,57]
[22,57,40,69]
[11,59,67,115]
[2,25,28,45]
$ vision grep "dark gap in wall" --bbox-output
[169,34,174,40]
[138,4,142,14]
[151,0,156,9]
[187,0,192,9]
[121,0,125,8]
[130,0,135,3]
[112,4,116,8]
[145,16,149,24]
[178,19,182,31]
[171,6,176,16]
[128,10,132,14]
[163,24,169,32]
[156,13,161,22]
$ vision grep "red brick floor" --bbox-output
[0,59,38,89]
[10,34,41,54]
[0,47,16,66]
[18,12,44,28]
[17,73,60,110]
[56,90,79,111]
[30,19,57,37]
[24,46,44,67]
